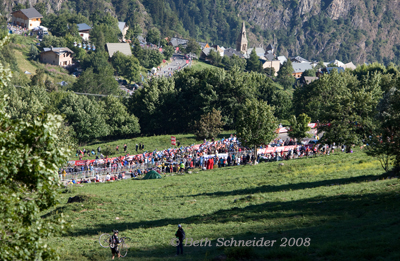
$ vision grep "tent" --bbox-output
[143,170,162,180]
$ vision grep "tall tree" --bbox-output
[186,38,201,56]
[288,113,311,142]
[236,99,277,163]
[194,108,224,140]
[277,60,296,89]
[147,28,161,45]
[59,93,109,143]
[246,48,262,72]
[100,96,140,138]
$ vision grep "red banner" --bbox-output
[171,136,176,146]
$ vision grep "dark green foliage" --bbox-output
[147,28,161,44]
[40,35,67,49]
[128,67,288,135]
[277,60,295,90]
[100,96,141,137]
[111,51,141,83]
[246,48,262,72]
[185,38,201,56]
[288,113,311,142]
[59,93,110,143]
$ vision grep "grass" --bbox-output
[71,131,234,160]
[45,149,400,260]
[190,60,217,71]
[10,35,76,84]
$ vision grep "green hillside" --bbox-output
[45,150,400,260]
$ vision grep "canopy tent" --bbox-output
[143,170,162,179]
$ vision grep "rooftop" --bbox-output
[77,23,92,31]
[106,43,132,58]
[13,7,43,19]
[42,47,74,55]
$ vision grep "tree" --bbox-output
[186,38,201,56]
[34,2,46,15]
[72,67,120,95]
[29,44,39,60]
[277,60,296,89]
[148,49,163,68]
[246,48,262,72]
[0,98,70,260]
[288,113,311,142]
[59,93,109,143]
[236,99,277,163]
[0,36,70,259]
[40,35,67,49]
[208,49,222,66]
[194,108,224,140]
[100,96,140,138]
[147,28,161,45]
[163,45,174,60]
[302,68,316,77]
[366,87,400,171]
[12,3,25,11]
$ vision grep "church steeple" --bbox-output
[236,21,247,53]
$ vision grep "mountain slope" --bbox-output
[3,0,400,64]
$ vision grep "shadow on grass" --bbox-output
[175,172,392,199]
[73,189,400,260]
[70,188,400,237]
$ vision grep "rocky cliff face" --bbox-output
[236,0,400,64]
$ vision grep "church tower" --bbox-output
[236,21,247,53]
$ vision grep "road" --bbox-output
[156,54,190,77]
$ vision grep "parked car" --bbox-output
[307,140,318,145]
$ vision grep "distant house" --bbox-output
[106,43,132,58]
[302,76,319,85]
[200,45,224,60]
[290,56,309,63]
[265,52,275,61]
[327,59,344,67]
[40,47,74,67]
[170,37,189,48]
[198,42,210,49]
[118,22,129,42]
[292,62,312,78]
[277,55,287,65]
[246,47,265,58]
[223,48,245,58]
[265,44,274,54]
[262,60,281,76]
[77,23,92,41]
[343,62,356,70]
[137,35,146,45]
[11,8,43,30]
[324,67,345,74]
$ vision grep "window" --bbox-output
[30,24,32,26]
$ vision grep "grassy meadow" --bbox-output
[46,149,400,260]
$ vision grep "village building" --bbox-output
[106,43,132,58]
[236,22,248,53]
[223,48,245,58]
[118,22,129,42]
[11,8,42,30]
[77,23,92,41]
[40,47,74,67]
[262,60,281,76]
[292,62,312,78]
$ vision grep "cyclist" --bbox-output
[110,230,121,259]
